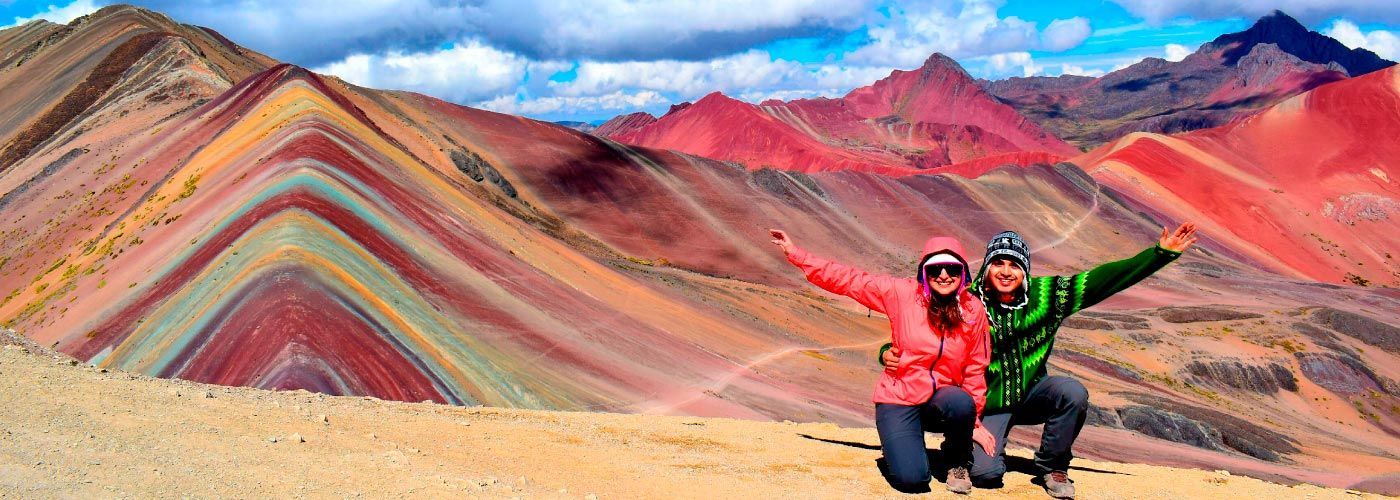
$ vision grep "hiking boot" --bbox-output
[1040,471,1075,499]
[946,466,972,494]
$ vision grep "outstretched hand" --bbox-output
[769,229,794,254]
[1159,222,1198,252]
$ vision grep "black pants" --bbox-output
[970,375,1088,485]
[875,386,976,491]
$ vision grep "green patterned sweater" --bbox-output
[880,244,1181,414]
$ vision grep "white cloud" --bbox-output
[975,52,1109,78]
[1042,17,1093,52]
[550,51,806,99]
[314,40,544,103]
[845,1,1091,68]
[1056,64,1106,77]
[478,90,667,115]
[4,0,98,28]
[985,51,1038,77]
[1164,43,1193,62]
[809,64,903,90]
[738,88,844,104]
[1323,19,1399,60]
[131,0,873,65]
[1109,0,1400,25]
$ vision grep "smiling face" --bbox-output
[985,257,1025,299]
[925,263,963,297]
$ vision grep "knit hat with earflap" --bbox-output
[977,230,1030,309]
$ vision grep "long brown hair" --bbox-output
[927,289,963,332]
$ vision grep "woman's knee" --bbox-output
[934,386,975,420]
[888,463,932,487]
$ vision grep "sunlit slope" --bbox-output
[1077,66,1400,285]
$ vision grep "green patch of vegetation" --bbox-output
[625,256,670,267]
[177,173,200,200]
[1270,339,1304,353]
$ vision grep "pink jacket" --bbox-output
[786,237,990,418]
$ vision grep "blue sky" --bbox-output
[3,0,1398,122]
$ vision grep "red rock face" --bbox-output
[841,54,1077,156]
[593,111,656,138]
[1076,66,1400,285]
[597,55,1076,175]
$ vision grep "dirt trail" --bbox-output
[0,333,1382,499]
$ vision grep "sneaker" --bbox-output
[946,466,972,494]
[1040,471,1075,499]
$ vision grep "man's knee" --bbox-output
[1050,377,1089,410]
[970,461,1005,486]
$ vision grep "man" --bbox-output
[880,223,1198,498]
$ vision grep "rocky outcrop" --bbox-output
[1118,405,1230,453]
[1294,352,1392,395]
[450,148,517,198]
[1053,350,1142,384]
[1157,306,1263,323]
[1185,359,1297,394]
[751,168,825,204]
[1061,316,1113,330]
[1080,311,1151,330]
[1086,403,1122,428]
[1116,394,1300,462]
[1310,308,1399,354]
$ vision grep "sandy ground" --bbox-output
[0,335,1384,499]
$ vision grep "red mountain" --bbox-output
[1076,65,1400,285]
[596,54,1076,174]
[840,54,1076,155]
[593,112,655,137]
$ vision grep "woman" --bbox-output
[769,229,994,494]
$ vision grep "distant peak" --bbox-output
[921,53,960,70]
[1250,10,1307,32]
[1209,9,1395,75]
[918,53,973,79]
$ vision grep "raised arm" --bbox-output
[770,229,898,314]
[1063,222,1197,314]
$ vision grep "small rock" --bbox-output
[1214,470,1231,477]
[204,391,214,399]
[486,476,497,484]
[267,436,279,443]
[288,433,304,443]
[586,494,598,500]
[317,414,329,424]
[367,433,377,440]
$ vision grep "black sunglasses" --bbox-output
[923,263,963,277]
